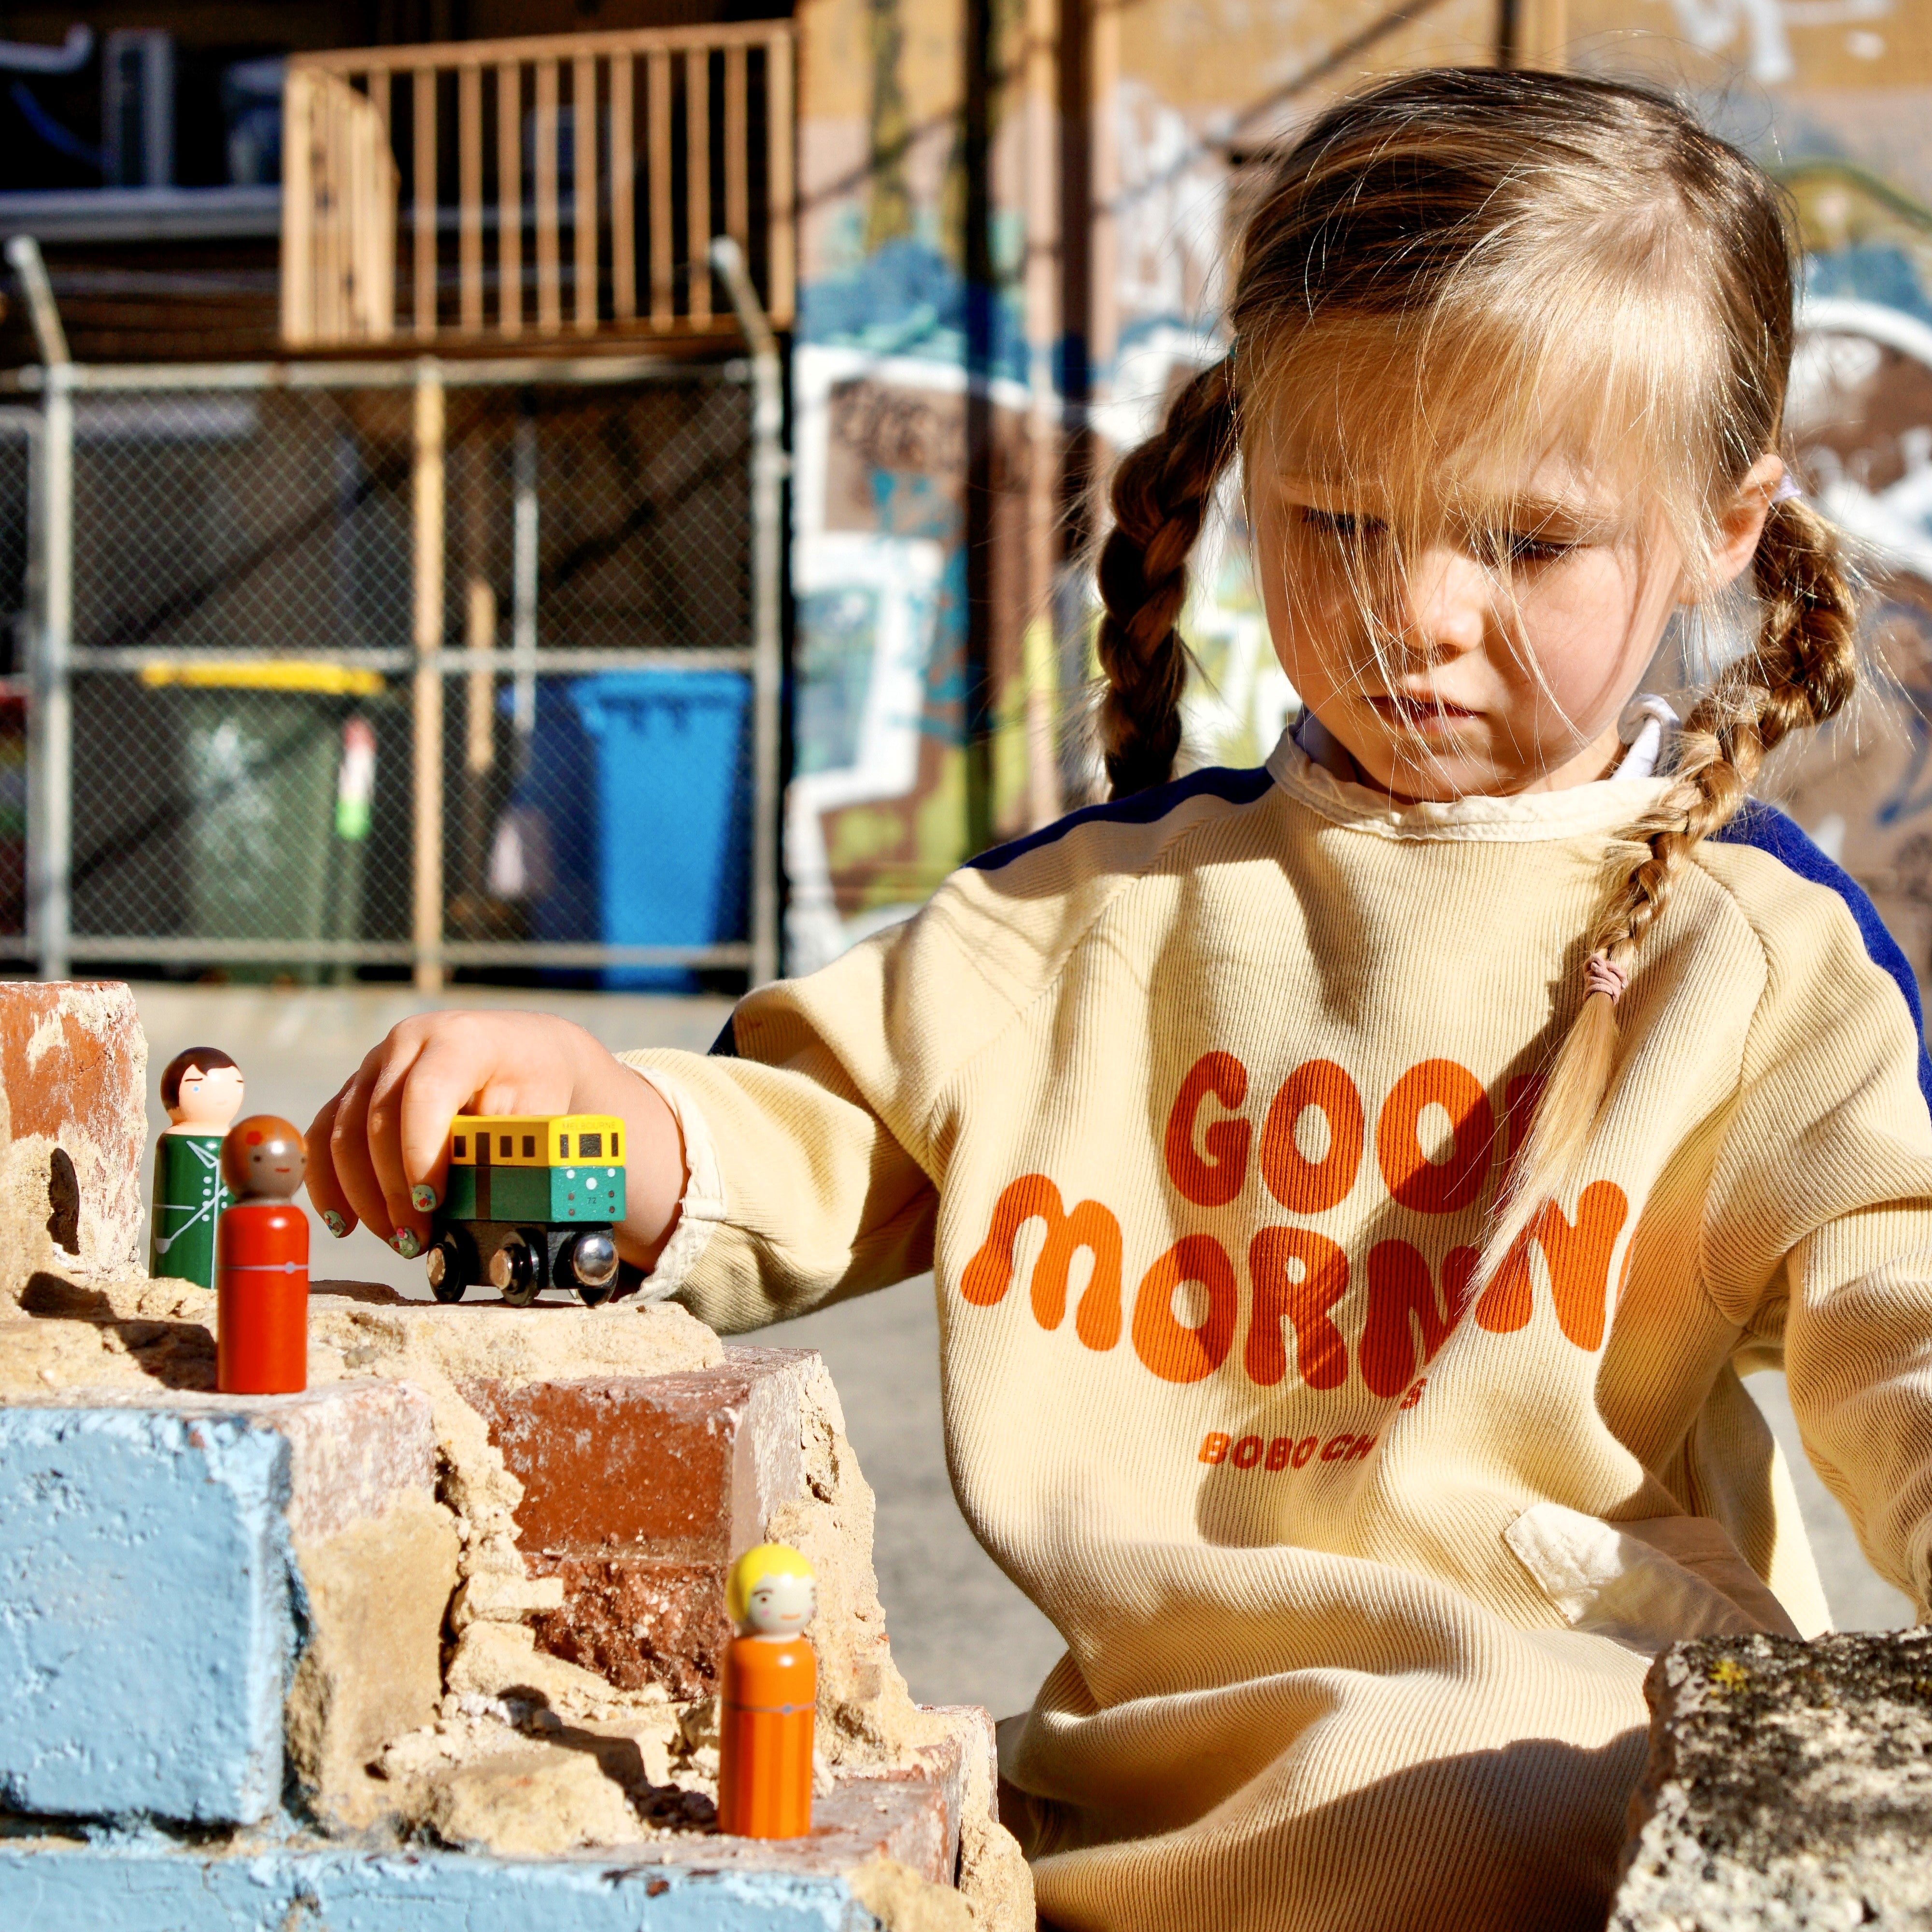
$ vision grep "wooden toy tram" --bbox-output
[425,1113,627,1306]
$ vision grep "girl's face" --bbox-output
[1250,417,1781,803]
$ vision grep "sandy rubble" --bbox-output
[0,1273,1031,1928]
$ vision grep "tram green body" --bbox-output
[427,1111,629,1305]
[441,1161,625,1225]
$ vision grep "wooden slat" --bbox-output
[458,63,483,332]
[573,53,598,334]
[319,77,344,341]
[684,48,710,328]
[497,60,522,336]
[412,66,436,338]
[283,24,797,347]
[280,69,313,343]
[295,22,794,73]
[648,50,673,327]
[724,43,748,254]
[766,34,794,326]
[535,59,562,334]
[355,77,397,341]
[610,53,636,322]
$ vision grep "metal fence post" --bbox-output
[713,237,784,987]
[8,238,73,982]
[412,357,447,992]
[511,400,539,742]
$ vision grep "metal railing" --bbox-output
[282,24,796,350]
[6,236,782,991]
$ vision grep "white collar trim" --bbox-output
[1269,713,1676,842]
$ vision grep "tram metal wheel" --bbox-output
[425,1227,477,1304]
[488,1230,541,1306]
[560,1227,620,1307]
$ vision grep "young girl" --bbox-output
[309,70,1932,1932]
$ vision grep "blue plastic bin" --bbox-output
[510,670,752,990]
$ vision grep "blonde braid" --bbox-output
[1481,496,1860,1280]
[1096,360,1237,798]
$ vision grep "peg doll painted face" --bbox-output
[161,1048,245,1135]
[745,1569,816,1636]
[221,1116,307,1202]
[727,1545,818,1638]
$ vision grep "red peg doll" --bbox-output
[717,1543,818,1838]
[215,1115,310,1395]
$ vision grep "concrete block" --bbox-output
[0,982,146,1306]
[0,1839,879,1931]
[464,1345,815,1699]
[1611,1629,1932,1929]
[0,1380,448,1827]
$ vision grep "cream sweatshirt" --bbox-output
[628,732,1932,1932]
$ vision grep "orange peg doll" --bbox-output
[215,1115,310,1395]
[717,1544,818,1838]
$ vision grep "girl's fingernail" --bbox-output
[394,1228,422,1260]
[321,1209,347,1237]
[412,1184,438,1212]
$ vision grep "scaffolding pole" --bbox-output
[713,236,784,988]
[412,358,447,992]
[8,237,72,982]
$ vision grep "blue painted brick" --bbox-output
[0,1841,880,1932]
[0,1408,296,1824]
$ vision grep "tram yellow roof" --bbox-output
[445,1114,626,1168]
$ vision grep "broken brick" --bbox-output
[462,1345,814,1698]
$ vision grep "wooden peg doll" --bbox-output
[149,1047,244,1289]
[215,1115,309,1395]
[717,1543,818,1838]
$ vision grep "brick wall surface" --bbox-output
[0,1381,446,1825]
[0,982,146,1304]
[467,1349,816,1698]
[0,986,1030,1930]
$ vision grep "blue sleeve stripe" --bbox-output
[967,765,1278,874]
[1712,804,1932,1117]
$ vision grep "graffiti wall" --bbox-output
[787,0,1501,968]
[789,0,1932,984]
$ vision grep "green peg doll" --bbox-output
[149,1047,245,1289]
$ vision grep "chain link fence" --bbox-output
[2,346,780,989]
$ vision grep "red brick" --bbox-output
[462,1346,813,1697]
[0,982,146,1301]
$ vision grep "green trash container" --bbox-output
[146,664,387,984]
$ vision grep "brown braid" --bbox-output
[1588,497,1857,975]
[1480,495,1861,1279]
[1095,360,1237,798]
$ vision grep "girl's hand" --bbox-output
[304,1011,688,1271]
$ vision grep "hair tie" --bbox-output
[1772,470,1803,505]
[1583,953,1628,1003]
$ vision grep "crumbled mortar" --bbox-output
[1612,1629,1932,1931]
[1,1275,1033,1926]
